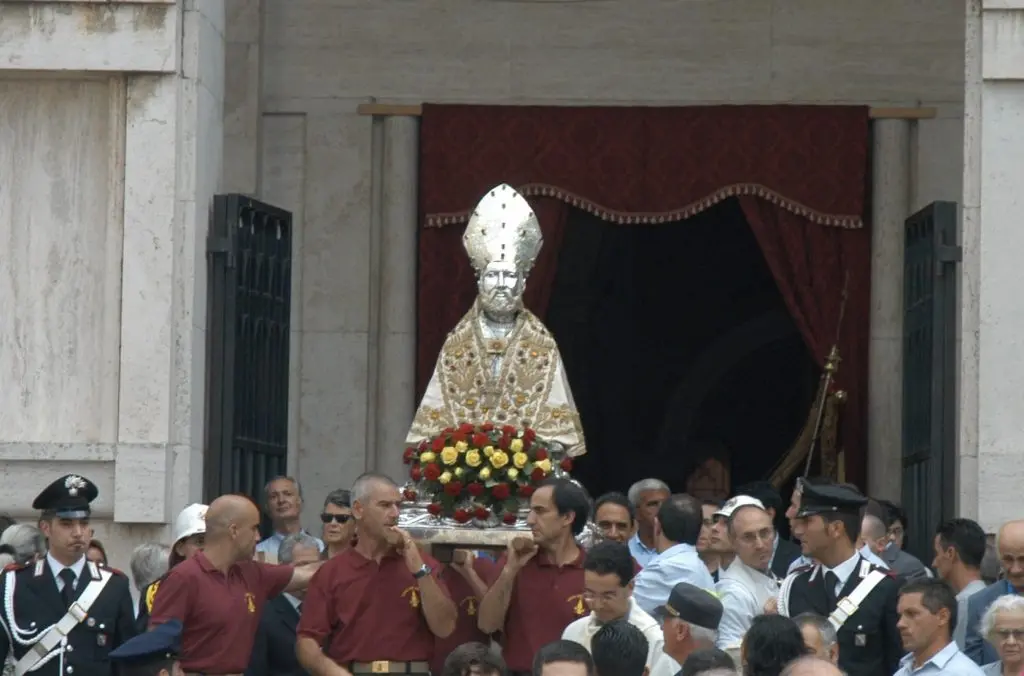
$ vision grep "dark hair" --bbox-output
[880,499,907,528]
[0,544,15,557]
[821,510,862,544]
[702,499,724,509]
[532,640,595,676]
[734,481,783,513]
[584,541,636,586]
[681,648,736,676]
[936,518,986,569]
[88,539,108,565]
[323,489,351,510]
[441,641,506,676]
[593,492,635,522]
[592,620,648,676]
[538,478,591,537]
[900,578,958,632]
[657,493,703,545]
[743,615,808,676]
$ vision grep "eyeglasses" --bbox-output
[320,513,352,524]
[993,629,1024,641]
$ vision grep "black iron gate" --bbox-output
[205,195,293,504]
[901,201,959,560]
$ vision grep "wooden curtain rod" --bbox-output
[355,103,937,120]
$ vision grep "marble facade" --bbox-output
[2,0,1020,575]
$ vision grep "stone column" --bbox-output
[373,116,420,483]
[867,119,911,501]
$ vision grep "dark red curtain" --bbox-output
[418,104,871,487]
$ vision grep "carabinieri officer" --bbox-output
[0,474,137,676]
[109,619,184,676]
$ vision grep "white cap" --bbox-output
[713,495,766,519]
[172,503,208,544]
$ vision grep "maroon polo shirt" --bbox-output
[148,550,293,672]
[297,546,450,663]
[430,557,498,675]
[494,548,587,672]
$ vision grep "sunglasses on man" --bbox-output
[320,512,352,524]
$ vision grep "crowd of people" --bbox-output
[2,471,1023,676]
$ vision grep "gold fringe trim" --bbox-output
[425,183,864,229]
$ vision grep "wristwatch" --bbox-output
[413,563,432,580]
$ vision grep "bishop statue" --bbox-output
[407,184,586,457]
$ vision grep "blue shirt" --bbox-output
[256,530,325,557]
[632,543,716,616]
[859,544,891,570]
[629,533,660,568]
[894,641,984,676]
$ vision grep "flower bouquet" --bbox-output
[401,422,574,527]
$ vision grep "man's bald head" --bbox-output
[780,656,843,676]
[205,495,259,536]
[997,520,1024,589]
[997,520,1024,552]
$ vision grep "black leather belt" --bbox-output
[349,661,429,674]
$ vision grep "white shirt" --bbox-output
[859,543,890,570]
[822,551,862,596]
[562,598,674,675]
[46,552,87,592]
[715,559,780,650]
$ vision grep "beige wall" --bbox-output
[223,0,968,527]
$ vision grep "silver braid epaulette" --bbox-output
[3,568,54,644]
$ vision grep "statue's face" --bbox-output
[478,261,524,317]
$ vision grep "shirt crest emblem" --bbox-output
[245,592,256,613]
[65,475,87,496]
[146,581,161,612]
[567,593,585,616]
[401,586,420,609]
[459,596,478,616]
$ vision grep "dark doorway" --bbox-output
[545,198,818,497]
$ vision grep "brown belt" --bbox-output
[349,661,429,674]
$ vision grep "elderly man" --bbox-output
[651,582,723,676]
[714,496,780,655]
[965,519,1024,664]
[793,613,838,664]
[0,523,47,565]
[257,476,324,561]
[129,543,170,621]
[633,494,714,616]
[247,533,321,676]
[628,479,671,567]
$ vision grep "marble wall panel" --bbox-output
[0,78,121,444]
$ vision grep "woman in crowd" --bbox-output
[320,489,354,558]
[87,538,108,565]
[980,595,1024,676]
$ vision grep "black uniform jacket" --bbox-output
[245,594,306,676]
[0,558,137,676]
[782,556,903,676]
[771,538,804,579]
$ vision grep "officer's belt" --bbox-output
[349,661,430,674]
[14,569,114,676]
[827,569,887,631]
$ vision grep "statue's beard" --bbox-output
[480,289,522,320]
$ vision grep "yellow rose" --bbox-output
[465,450,482,467]
[439,471,452,484]
[455,440,468,453]
[512,452,528,469]
[490,451,509,469]
[440,447,459,465]
[507,468,519,481]
[479,467,492,480]
[420,451,436,464]
[535,458,552,474]
[483,446,495,457]
[454,467,465,477]
[510,438,524,453]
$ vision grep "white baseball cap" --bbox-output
[172,503,208,544]
[713,495,766,519]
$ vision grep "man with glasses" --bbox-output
[319,489,355,559]
[562,542,671,675]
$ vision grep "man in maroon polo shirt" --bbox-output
[296,472,457,676]
[478,478,591,675]
[148,495,321,675]
[430,549,497,675]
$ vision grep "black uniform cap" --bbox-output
[653,582,723,630]
[795,482,867,518]
[109,619,182,664]
[32,474,99,519]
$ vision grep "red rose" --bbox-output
[499,432,512,449]
[402,489,417,501]
[560,458,573,472]
[452,431,467,444]
[474,506,490,521]
[523,428,537,445]
[418,440,428,451]
[534,449,549,461]
[467,482,484,497]
[482,422,494,432]
[491,484,511,501]
[453,509,471,524]
[427,503,443,516]
[502,425,516,436]
[458,423,475,434]
[443,427,455,434]
[472,433,489,448]
[518,484,535,498]
[502,512,518,525]
[403,447,416,464]
[444,481,463,497]
[531,468,545,482]
[410,465,422,482]
[431,437,446,452]
[424,464,441,481]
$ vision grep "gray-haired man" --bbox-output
[256,476,324,561]
[793,613,839,664]
[627,479,671,567]
[246,532,320,676]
